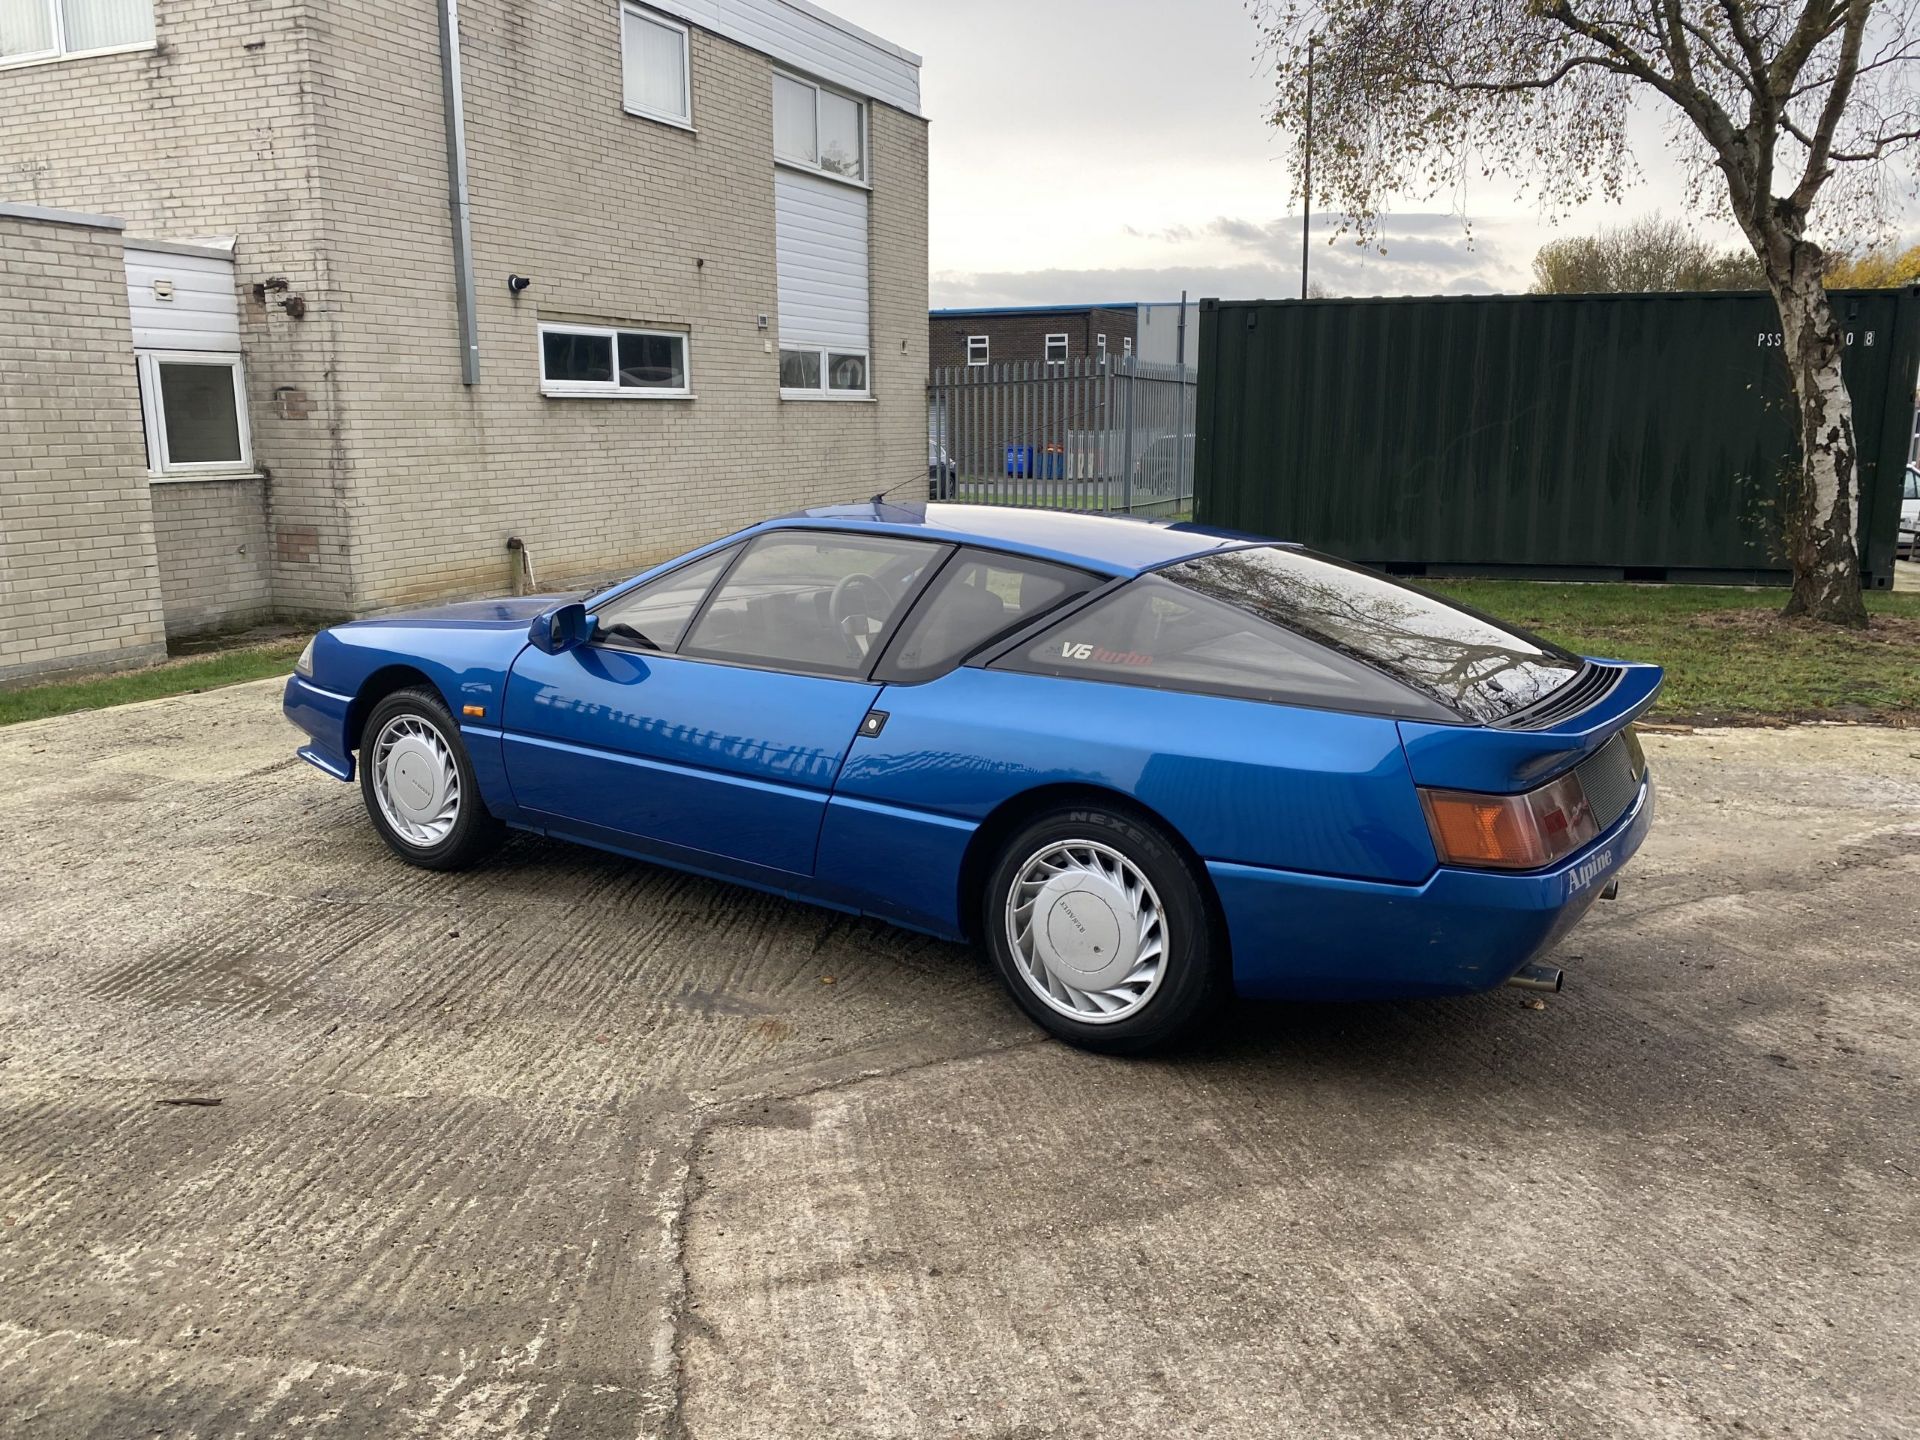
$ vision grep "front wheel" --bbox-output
[983,805,1224,1054]
[358,688,503,871]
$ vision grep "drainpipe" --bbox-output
[437,0,480,384]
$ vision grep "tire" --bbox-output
[982,804,1224,1054]
[357,687,504,871]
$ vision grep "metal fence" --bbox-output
[928,356,1197,516]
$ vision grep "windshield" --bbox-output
[1164,546,1583,723]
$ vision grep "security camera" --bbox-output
[507,273,532,295]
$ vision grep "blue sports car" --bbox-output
[285,503,1658,1053]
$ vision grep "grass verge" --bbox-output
[0,640,306,727]
[1427,580,1920,725]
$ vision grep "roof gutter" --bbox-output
[437,0,479,385]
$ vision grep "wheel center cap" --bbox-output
[386,741,441,820]
[1036,878,1133,991]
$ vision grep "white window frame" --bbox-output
[1096,333,1107,359]
[779,346,871,401]
[772,67,869,187]
[619,3,693,131]
[136,350,254,480]
[539,322,693,399]
[0,0,156,69]
[966,335,989,368]
[1044,333,1068,366]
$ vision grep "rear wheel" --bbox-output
[358,688,503,871]
[983,804,1223,1053]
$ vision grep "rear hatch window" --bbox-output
[1165,547,1583,724]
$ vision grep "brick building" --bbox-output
[0,0,928,684]
[929,304,1140,374]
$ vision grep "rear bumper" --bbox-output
[284,675,355,782]
[1214,774,1654,1001]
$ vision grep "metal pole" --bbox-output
[1302,35,1315,302]
[1176,288,1187,367]
[438,0,480,384]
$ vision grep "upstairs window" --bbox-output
[967,335,989,367]
[2,0,153,63]
[1044,333,1068,366]
[621,4,691,127]
[540,323,690,398]
[774,70,865,181]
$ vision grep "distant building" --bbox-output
[930,304,1140,373]
[1134,299,1199,368]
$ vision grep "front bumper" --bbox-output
[284,675,355,781]
[1213,773,1655,1001]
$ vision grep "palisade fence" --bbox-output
[927,357,1198,516]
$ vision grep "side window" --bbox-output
[994,576,1423,713]
[879,549,1098,683]
[681,532,944,677]
[593,546,736,652]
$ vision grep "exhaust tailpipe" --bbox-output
[1507,962,1563,993]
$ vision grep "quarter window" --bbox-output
[682,532,943,677]
[621,5,692,127]
[135,352,252,477]
[1044,334,1068,366]
[997,575,1443,718]
[1166,546,1582,723]
[879,550,1097,683]
[540,323,690,397]
[1,0,152,64]
[967,335,989,367]
[774,70,865,181]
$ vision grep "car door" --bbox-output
[502,530,946,878]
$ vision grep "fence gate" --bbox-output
[927,356,1197,516]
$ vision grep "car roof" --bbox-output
[760,502,1270,577]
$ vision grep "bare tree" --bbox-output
[1253,0,1920,625]
[1530,213,1767,289]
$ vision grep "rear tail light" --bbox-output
[1419,770,1599,870]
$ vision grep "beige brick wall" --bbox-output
[3,0,359,619]
[150,478,274,636]
[313,0,932,609]
[0,213,168,685]
[1,0,929,620]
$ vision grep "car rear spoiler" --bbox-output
[1396,661,1663,794]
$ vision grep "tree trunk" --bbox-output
[1769,252,1869,627]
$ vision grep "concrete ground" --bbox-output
[1,682,1916,1439]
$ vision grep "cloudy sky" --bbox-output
[823,0,1783,306]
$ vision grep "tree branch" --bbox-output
[1544,0,1744,150]
[1791,0,1872,208]
[1782,113,1920,161]
[1419,53,1635,91]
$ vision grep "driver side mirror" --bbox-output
[529,601,595,655]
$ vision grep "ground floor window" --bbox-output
[136,351,252,476]
[779,347,868,398]
[539,323,690,397]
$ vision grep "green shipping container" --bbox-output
[1193,289,1919,588]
